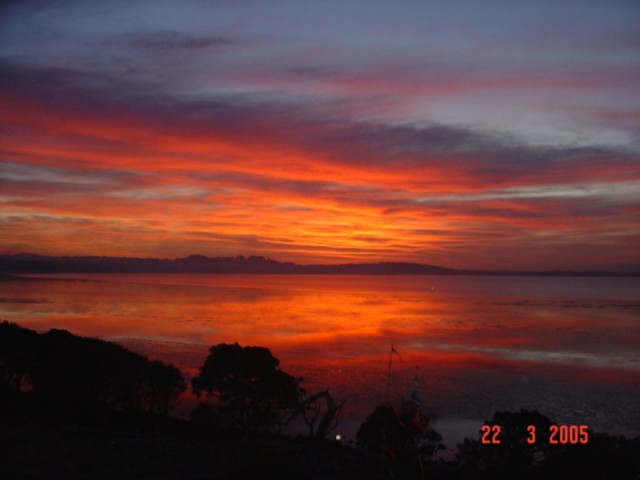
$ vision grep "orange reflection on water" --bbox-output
[2,273,639,434]
[4,274,638,364]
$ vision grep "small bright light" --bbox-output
[335,434,342,441]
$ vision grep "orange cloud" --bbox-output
[1,64,638,270]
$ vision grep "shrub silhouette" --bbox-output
[136,359,187,415]
[0,322,186,415]
[0,321,38,393]
[456,409,554,478]
[540,432,640,479]
[357,399,443,463]
[192,342,303,434]
[456,409,640,479]
[297,389,345,439]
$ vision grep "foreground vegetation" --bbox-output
[1,322,638,479]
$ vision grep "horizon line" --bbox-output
[1,252,638,277]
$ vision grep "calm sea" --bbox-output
[2,273,639,452]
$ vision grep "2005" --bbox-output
[547,425,589,444]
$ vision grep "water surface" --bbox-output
[2,273,639,449]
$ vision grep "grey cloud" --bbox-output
[1,60,637,192]
[123,31,236,50]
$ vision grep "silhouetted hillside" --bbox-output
[0,253,635,276]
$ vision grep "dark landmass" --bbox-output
[1,253,636,277]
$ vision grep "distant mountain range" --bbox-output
[0,253,636,277]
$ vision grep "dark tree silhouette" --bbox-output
[136,360,187,415]
[192,343,304,434]
[0,322,186,416]
[357,399,443,463]
[0,321,38,393]
[456,409,554,478]
[456,409,640,479]
[33,329,148,412]
[539,432,640,480]
[295,389,345,439]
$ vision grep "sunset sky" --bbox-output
[1,0,639,271]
